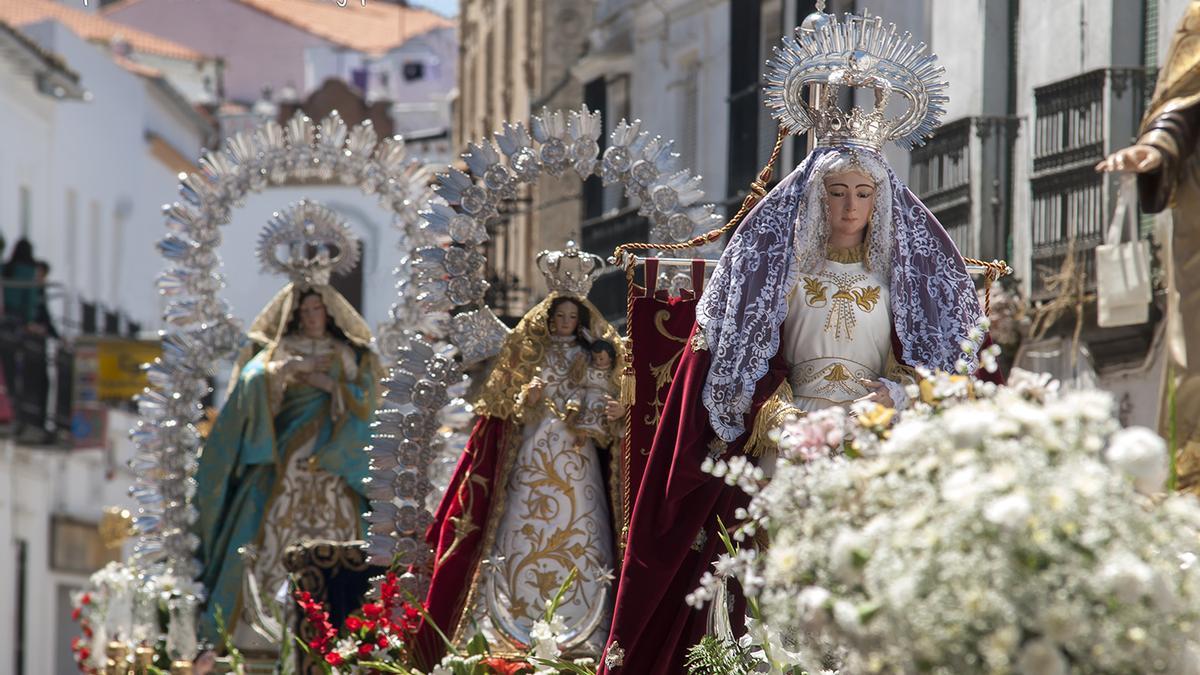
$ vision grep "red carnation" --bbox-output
[72,607,82,621]
[362,603,384,619]
[344,616,363,632]
[80,593,91,605]
[324,651,344,666]
[357,642,374,658]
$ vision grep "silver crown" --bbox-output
[765,10,949,151]
[256,200,360,287]
[536,242,604,297]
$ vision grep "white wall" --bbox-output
[19,20,209,333]
[0,410,143,675]
[629,0,730,204]
[0,45,55,247]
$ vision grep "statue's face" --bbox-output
[824,169,876,243]
[551,300,580,337]
[592,349,612,370]
[298,293,328,337]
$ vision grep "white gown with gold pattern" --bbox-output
[782,248,906,412]
[467,335,615,655]
[234,334,362,651]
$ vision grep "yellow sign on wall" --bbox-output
[90,338,162,401]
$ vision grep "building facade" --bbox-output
[0,13,213,674]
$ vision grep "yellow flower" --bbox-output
[919,378,936,404]
[858,403,896,428]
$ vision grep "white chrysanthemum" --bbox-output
[983,492,1032,530]
[1106,426,1169,495]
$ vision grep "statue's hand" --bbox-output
[524,377,546,406]
[604,398,625,422]
[856,379,895,410]
[1096,144,1164,174]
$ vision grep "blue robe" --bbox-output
[194,342,377,641]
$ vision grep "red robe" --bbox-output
[413,415,514,668]
[600,326,1003,674]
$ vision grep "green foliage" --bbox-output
[684,635,758,675]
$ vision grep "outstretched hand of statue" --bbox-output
[1096,144,1164,174]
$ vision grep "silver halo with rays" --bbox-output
[133,109,432,609]
[255,199,362,287]
[764,9,949,150]
[363,105,725,611]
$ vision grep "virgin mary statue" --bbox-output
[194,208,382,649]
[415,246,624,666]
[600,11,1000,674]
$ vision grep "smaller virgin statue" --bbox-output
[416,247,624,666]
[194,212,382,650]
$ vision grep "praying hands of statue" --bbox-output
[282,353,334,390]
[305,371,336,392]
[1096,144,1164,174]
[856,378,895,410]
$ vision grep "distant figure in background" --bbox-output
[15,261,58,443]
[1,239,47,441]
[2,237,37,323]
[1097,0,1200,494]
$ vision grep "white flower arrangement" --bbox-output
[705,365,1200,674]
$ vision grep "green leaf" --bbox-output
[466,631,490,657]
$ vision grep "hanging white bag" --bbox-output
[1096,174,1152,327]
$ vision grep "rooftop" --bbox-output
[104,0,453,55]
[0,0,210,62]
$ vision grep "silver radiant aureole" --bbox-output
[255,200,361,287]
[137,110,430,586]
[764,9,949,150]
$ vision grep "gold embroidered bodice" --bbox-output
[782,249,891,412]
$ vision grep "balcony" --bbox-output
[910,115,1020,262]
[1,280,151,449]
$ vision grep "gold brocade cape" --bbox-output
[1142,2,1200,136]
[472,292,624,421]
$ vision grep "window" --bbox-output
[1029,68,1146,299]
[15,539,26,675]
[19,186,31,236]
[402,61,425,82]
[329,240,365,312]
[725,1,764,206]
[582,77,608,221]
[910,118,973,255]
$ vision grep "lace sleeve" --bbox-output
[879,378,909,411]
